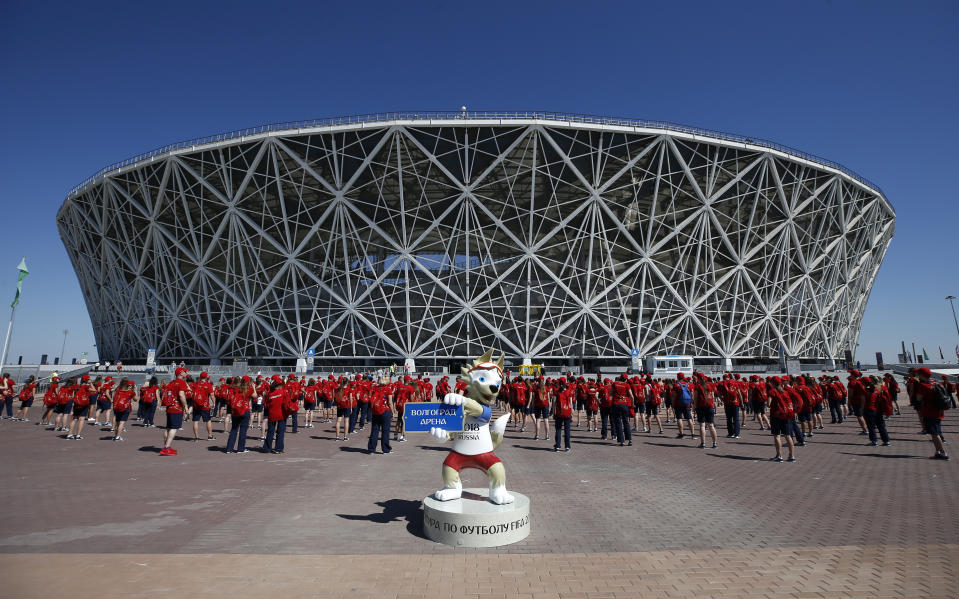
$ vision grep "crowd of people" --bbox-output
[0,365,953,461]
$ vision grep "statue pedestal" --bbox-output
[422,488,530,547]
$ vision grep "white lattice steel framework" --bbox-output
[57,112,895,364]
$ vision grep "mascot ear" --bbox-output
[496,352,504,372]
[460,366,470,377]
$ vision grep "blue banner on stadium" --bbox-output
[404,403,464,432]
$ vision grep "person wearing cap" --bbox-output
[111,379,135,441]
[582,377,600,432]
[642,376,665,434]
[250,376,268,432]
[225,377,252,453]
[12,375,37,422]
[671,372,695,440]
[39,376,61,426]
[53,377,76,432]
[0,372,15,419]
[691,374,718,449]
[846,370,869,436]
[610,373,634,446]
[915,368,949,459]
[510,376,528,432]
[392,375,414,442]
[552,378,574,451]
[748,375,770,430]
[883,373,902,416]
[333,376,354,441]
[140,376,160,427]
[158,368,190,455]
[66,374,97,440]
[767,377,796,462]
[860,376,891,447]
[263,379,288,453]
[718,374,742,439]
[191,372,216,442]
[366,381,395,454]
[92,376,115,428]
[349,374,370,434]
[530,377,551,441]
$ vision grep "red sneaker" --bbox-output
[169,448,178,455]
[159,447,171,455]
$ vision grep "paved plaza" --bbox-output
[0,394,956,598]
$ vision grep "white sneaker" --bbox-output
[66,434,75,439]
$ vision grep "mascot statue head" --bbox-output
[459,348,505,405]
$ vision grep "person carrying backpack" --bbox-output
[225,379,251,453]
[552,378,574,451]
[862,376,891,447]
[915,368,949,460]
[671,373,695,440]
[366,383,394,454]
[767,377,796,462]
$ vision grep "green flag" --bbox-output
[11,258,28,308]
[923,348,930,361]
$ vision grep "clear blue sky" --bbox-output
[0,0,956,366]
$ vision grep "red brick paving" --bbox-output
[0,397,956,597]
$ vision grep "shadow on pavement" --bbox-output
[336,498,427,539]
[708,453,762,461]
[645,442,693,448]
[418,445,449,451]
[339,446,367,453]
[839,451,922,459]
[513,445,556,451]
[138,445,161,452]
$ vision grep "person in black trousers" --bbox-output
[367,385,394,454]
[552,379,573,451]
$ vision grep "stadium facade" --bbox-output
[57,112,895,368]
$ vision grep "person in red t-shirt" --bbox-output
[191,371,216,442]
[552,380,574,451]
[530,379,551,441]
[225,379,252,453]
[66,374,96,440]
[0,373,15,419]
[915,368,949,459]
[692,374,718,449]
[583,379,600,432]
[140,376,160,427]
[263,380,289,453]
[718,375,741,439]
[392,380,413,442]
[54,378,76,432]
[366,383,395,454]
[111,379,136,441]
[93,376,115,427]
[767,377,796,462]
[13,375,37,422]
[747,375,770,430]
[511,377,528,432]
[159,368,190,455]
[609,374,634,446]
[39,376,60,426]
[883,373,902,416]
[333,377,354,441]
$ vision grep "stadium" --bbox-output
[57,111,895,370]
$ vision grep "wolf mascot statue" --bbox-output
[429,349,513,505]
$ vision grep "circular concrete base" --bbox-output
[422,488,530,547]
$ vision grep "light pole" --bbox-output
[59,329,68,365]
[947,296,959,337]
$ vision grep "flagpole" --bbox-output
[0,303,17,372]
[1,258,29,373]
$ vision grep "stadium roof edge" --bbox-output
[59,111,893,215]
